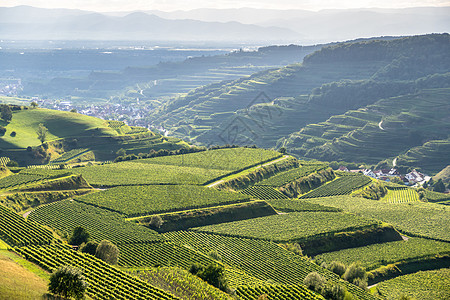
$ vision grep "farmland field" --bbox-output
[375,268,450,300]
[314,237,450,271]
[15,245,176,300]
[75,185,250,216]
[0,205,54,247]
[239,186,289,200]
[382,187,419,203]
[28,200,162,244]
[305,196,450,241]
[191,211,379,242]
[74,161,228,186]
[266,199,342,212]
[132,148,281,171]
[256,163,327,187]
[164,231,377,300]
[0,174,47,190]
[118,241,215,269]
[236,284,323,300]
[299,175,372,198]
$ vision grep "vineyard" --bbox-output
[315,237,450,271]
[50,148,90,164]
[75,185,250,217]
[236,284,323,300]
[266,199,342,212]
[0,173,47,190]
[375,268,450,300]
[26,164,67,170]
[118,241,215,269]
[28,200,162,244]
[0,205,54,247]
[126,126,149,134]
[164,231,378,300]
[305,196,450,241]
[424,190,450,203]
[256,164,328,187]
[382,187,419,203]
[74,161,228,186]
[134,148,282,171]
[106,120,126,129]
[0,157,10,165]
[15,245,177,300]
[191,211,379,242]
[239,186,289,200]
[299,175,372,198]
[131,267,232,300]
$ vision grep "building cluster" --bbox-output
[0,79,22,96]
[338,166,430,186]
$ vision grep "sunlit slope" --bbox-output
[1,108,117,149]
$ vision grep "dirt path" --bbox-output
[206,155,290,188]
[23,210,32,218]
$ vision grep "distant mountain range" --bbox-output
[0,5,449,43]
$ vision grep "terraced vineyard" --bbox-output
[382,187,419,203]
[133,148,282,171]
[256,164,328,187]
[315,237,450,271]
[76,185,250,217]
[50,148,90,164]
[424,190,450,203]
[239,186,289,200]
[106,120,126,129]
[305,196,450,241]
[191,211,379,242]
[266,199,342,212]
[0,205,54,247]
[118,242,215,269]
[15,245,177,300]
[236,284,323,300]
[74,161,228,186]
[0,174,47,190]
[299,175,372,198]
[0,157,10,165]
[29,200,162,244]
[376,268,450,300]
[164,231,377,300]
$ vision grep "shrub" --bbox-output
[304,272,325,292]
[329,261,346,276]
[10,131,16,137]
[208,250,222,261]
[148,215,164,229]
[80,241,99,256]
[343,262,368,288]
[48,265,88,300]
[95,240,119,265]
[0,126,6,135]
[68,226,90,246]
[6,160,18,167]
[190,263,228,292]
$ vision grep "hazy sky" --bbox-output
[2,0,450,11]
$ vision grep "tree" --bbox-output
[70,108,77,113]
[0,126,6,136]
[95,240,119,265]
[68,226,90,246]
[328,261,346,277]
[190,263,228,292]
[148,215,163,229]
[30,101,38,108]
[116,148,126,157]
[279,147,287,154]
[1,105,12,122]
[36,123,48,144]
[48,265,88,300]
[434,179,446,193]
[343,262,367,287]
[80,241,99,256]
[304,272,325,292]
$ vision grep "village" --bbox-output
[338,166,431,187]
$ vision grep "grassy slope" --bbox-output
[433,165,450,184]
[1,108,117,149]
[0,250,48,300]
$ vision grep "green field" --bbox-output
[28,200,162,244]
[315,237,450,271]
[192,211,379,242]
[132,148,282,171]
[74,161,228,186]
[256,163,328,187]
[299,175,372,198]
[382,187,419,203]
[15,245,176,300]
[0,205,54,247]
[164,231,377,300]
[236,284,323,300]
[76,185,250,216]
[266,199,342,212]
[305,196,450,241]
[376,268,450,300]
[1,108,117,149]
[239,186,289,200]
